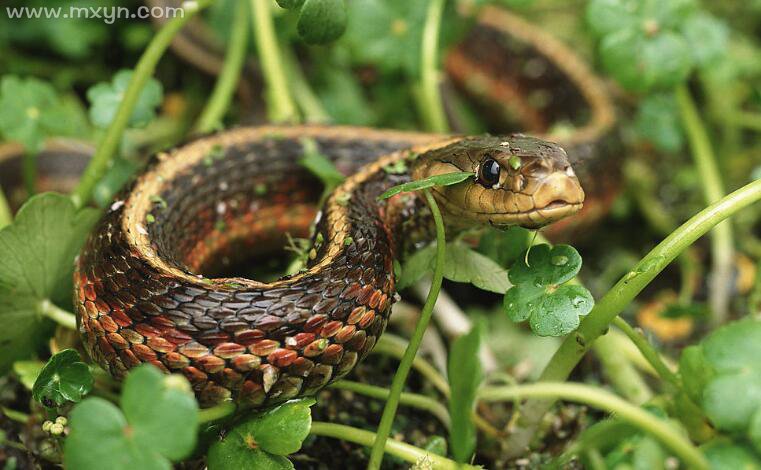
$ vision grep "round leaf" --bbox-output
[65,397,169,470]
[120,365,199,460]
[528,285,594,337]
[681,12,728,67]
[503,283,544,323]
[87,69,163,129]
[508,244,582,287]
[635,94,683,153]
[585,0,638,37]
[33,349,93,407]
[297,0,348,45]
[208,446,294,470]
[600,29,692,92]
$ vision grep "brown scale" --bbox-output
[75,126,584,408]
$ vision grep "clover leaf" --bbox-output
[635,93,683,153]
[679,319,761,441]
[586,0,728,93]
[207,399,315,469]
[342,0,428,75]
[0,76,76,153]
[0,193,99,373]
[297,0,348,45]
[448,321,484,463]
[65,365,199,470]
[33,349,93,407]
[87,69,163,129]
[702,440,761,469]
[503,244,594,336]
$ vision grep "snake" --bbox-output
[72,125,584,408]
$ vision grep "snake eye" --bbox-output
[477,159,501,188]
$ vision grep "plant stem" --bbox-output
[676,84,734,324]
[367,190,446,470]
[504,179,761,458]
[23,151,37,197]
[193,0,249,134]
[611,317,680,389]
[71,0,212,208]
[282,48,330,123]
[592,333,652,404]
[0,187,12,229]
[198,401,236,424]
[331,380,450,427]
[418,0,449,133]
[38,300,76,330]
[311,422,478,470]
[371,334,450,397]
[251,0,298,123]
[479,383,708,470]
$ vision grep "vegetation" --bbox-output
[0,0,760,468]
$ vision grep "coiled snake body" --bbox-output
[74,126,583,408]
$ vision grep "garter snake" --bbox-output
[73,125,584,407]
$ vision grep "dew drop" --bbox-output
[572,296,586,307]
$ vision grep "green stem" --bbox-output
[611,317,680,389]
[198,402,237,424]
[479,383,708,470]
[310,422,477,470]
[371,334,450,397]
[727,110,761,132]
[23,150,37,197]
[0,187,12,229]
[367,190,446,470]
[418,0,449,133]
[282,48,330,123]
[251,0,298,123]
[38,300,76,330]
[193,0,249,134]
[676,84,734,324]
[71,0,212,208]
[592,333,652,404]
[331,380,450,427]
[504,179,761,458]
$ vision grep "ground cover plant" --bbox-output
[0,0,760,468]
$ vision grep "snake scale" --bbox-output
[73,126,584,408]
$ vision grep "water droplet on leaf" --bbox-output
[551,255,569,266]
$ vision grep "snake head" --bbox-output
[412,134,585,229]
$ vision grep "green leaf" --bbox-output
[398,242,510,293]
[208,447,294,470]
[297,0,348,45]
[0,193,99,373]
[13,360,44,391]
[276,0,305,9]
[378,172,472,200]
[443,243,511,294]
[87,69,163,129]
[680,319,761,437]
[681,12,728,67]
[33,349,93,407]
[477,227,531,268]
[299,138,345,192]
[397,244,436,290]
[529,285,593,336]
[600,28,693,92]
[635,94,683,153]
[448,321,484,463]
[342,0,427,75]
[65,365,199,470]
[508,244,582,287]
[750,409,761,454]
[0,76,75,153]
[586,0,639,37]
[503,244,593,336]
[207,399,314,469]
[702,440,761,470]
